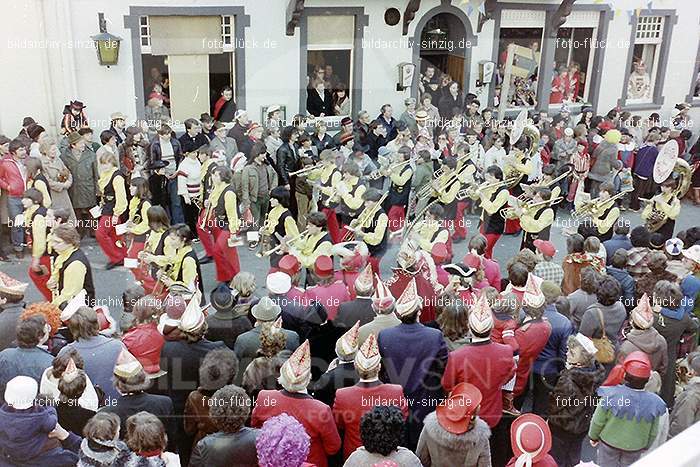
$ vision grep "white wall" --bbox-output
[0,0,698,138]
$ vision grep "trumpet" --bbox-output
[417,169,462,201]
[259,229,309,257]
[572,190,632,220]
[289,163,323,176]
[500,196,563,219]
[342,193,389,242]
[432,152,471,179]
[152,262,175,297]
[368,160,411,180]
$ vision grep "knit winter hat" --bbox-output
[631,293,654,330]
[355,333,381,373]
[372,276,395,312]
[278,340,311,392]
[468,294,493,335]
[395,278,421,318]
[335,321,360,361]
[256,413,310,467]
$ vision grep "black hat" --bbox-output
[210,283,239,313]
[148,160,168,170]
[352,143,370,153]
[22,117,36,127]
[70,100,86,110]
[443,263,476,278]
[27,124,45,141]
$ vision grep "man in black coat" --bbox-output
[179,118,210,154]
[306,80,333,117]
[311,322,360,407]
[227,110,250,149]
[275,126,300,188]
[334,265,375,329]
[205,284,253,350]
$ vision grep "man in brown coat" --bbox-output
[617,293,668,376]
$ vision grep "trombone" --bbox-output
[518,168,572,202]
[368,159,411,180]
[500,196,564,220]
[289,162,324,176]
[342,192,389,242]
[572,189,632,220]
[259,228,310,257]
[457,176,522,201]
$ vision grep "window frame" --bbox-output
[685,41,700,107]
[617,10,678,111]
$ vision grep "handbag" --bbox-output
[591,307,615,364]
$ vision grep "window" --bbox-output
[306,15,354,117]
[139,15,237,123]
[551,27,596,105]
[626,16,664,104]
[139,16,151,52]
[496,27,543,109]
[221,15,234,51]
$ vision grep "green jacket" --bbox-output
[588,385,666,452]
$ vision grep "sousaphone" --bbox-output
[653,139,692,197]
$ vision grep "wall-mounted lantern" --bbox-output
[91,12,122,67]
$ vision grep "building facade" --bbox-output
[1,0,699,135]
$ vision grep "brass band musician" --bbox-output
[642,177,681,240]
[259,186,299,271]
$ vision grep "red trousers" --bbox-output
[368,255,382,279]
[127,241,147,283]
[480,224,501,259]
[387,205,406,232]
[453,201,468,240]
[213,228,241,283]
[28,255,52,301]
[322,208,341,243]
[96,216,127,263]
[196,211,217,258]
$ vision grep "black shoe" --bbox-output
[105,260,124,270]
[199,256,213,264]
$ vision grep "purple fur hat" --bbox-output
[256,413,311,467]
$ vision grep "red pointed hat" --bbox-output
[436,382,482,434]
[336,321,361,359]
[510,413,552,465]
[314,255,334,278]
[372,276,395,312]
[395,278,420,317]
[355,333,381,372]
[354,264,374,294]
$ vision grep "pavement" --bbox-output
[4,200,700,307]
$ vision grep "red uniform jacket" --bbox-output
[287,286,307,307]
[0,156,26,197]
[306,281,351,321]
[442,340,515,428]
[507,454,558,467]
[513,319,552,397]
[385,261,440,322]
[333,381,408,459]
[335,270,360,299]
[252,390,341,467]
[435,266,450,288]
[492,316,519,355]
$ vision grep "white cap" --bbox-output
[267,272,292,295]
[4,376,38,410]
[574,333,597,356]
[564,127,574,137]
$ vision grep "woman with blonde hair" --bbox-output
[39,137,75,222]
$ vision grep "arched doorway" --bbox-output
[411,5,477,99]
